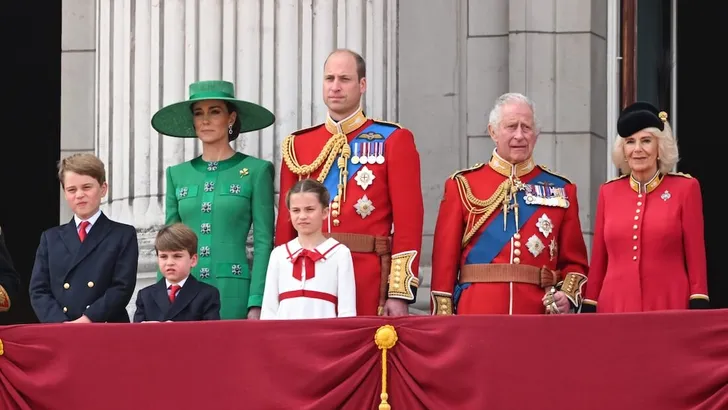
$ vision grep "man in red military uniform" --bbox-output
[276,49,424,316]
[430,93,589,315]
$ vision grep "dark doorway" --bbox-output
[623,0,725,309]
[0,2,61,324]
[675,2,725,308]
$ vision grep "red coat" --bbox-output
[583,173,709,312]
[430,153,589,315]
[275,108,424,316]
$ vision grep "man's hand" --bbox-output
[382,299,409,316]
[66,315,92,323]
[247,307,261,320]
[542,290,572,314]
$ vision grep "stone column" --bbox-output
[507,0,608,253]
[95,0,399,314]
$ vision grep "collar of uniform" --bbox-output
[629,171,664,194]
[488,149,536,178]
[325,107,367,135]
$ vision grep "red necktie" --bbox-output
[168,285,181,303]
[78,221,91,242]
[291,249,324,281]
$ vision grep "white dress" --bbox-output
[260,237,357,319]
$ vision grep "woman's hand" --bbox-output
[247,307,261,320]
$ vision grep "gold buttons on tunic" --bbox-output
[633,225,638,230]
[63,283,70,289]
[87,281,94,288]
[633,256,637,261]
[63,307,68,313]
[513,257,521,264]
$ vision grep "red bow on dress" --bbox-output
[291,249,324,281]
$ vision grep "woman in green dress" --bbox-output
[151,80,276,320]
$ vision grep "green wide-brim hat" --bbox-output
[151,80,275,137]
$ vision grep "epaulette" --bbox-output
[668,171,693,178]
[449,163,485,179]
[290,123,324,136]
[537,165,573,184]
[371,118,402,128]
[604,174,628,184]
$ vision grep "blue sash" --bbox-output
[321,122,398,201]
[464,171,567,265]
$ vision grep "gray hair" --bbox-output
[612,121,679,174]
[487,92,541,133]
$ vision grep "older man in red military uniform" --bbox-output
[275,49,424,316]
[430,93,589,315]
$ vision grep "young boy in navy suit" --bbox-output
[134,223,220,322]
[30,153,139,323]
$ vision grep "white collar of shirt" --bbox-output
[286,237,341,258]
[166,276,188,289]
[74,209,102,232]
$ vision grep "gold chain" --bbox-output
[281,132,351,226]
[455,175,511,246]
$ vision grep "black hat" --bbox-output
[617,101,668,138]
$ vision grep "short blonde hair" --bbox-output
[57,153,107,188]
[155,223,198,256]
[612,120,679,175]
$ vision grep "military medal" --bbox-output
[367,142,376,164]
[351,142,360,164]
[360,143,368,164]
[376,142,385,164]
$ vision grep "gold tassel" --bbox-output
[375,325,398,410]
[0,339,4,356]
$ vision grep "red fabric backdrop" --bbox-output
[1,310,727,410]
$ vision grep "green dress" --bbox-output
[164,152,275,319]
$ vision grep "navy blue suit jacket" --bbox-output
[133,275,220,322]
[29,212,139,323]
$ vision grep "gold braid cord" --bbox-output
[282,133,351,220]
[0,285,10,312]
[455,175,512,247]
[375,325,398,410]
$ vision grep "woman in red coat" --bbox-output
[582,102,709,313]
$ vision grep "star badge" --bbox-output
[536,214,553,238]
[354,195,375,218]
[354,166,376,190]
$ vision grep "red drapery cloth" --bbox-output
[1,310,727,410]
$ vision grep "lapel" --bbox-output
[152,279,172,315]
[60,218,82,256]
[166,276,199,320]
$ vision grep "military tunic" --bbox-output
[275,108,424,316]
[430,152,589,315]
[165,152,275,319]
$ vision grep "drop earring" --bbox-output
[228,124,233,135]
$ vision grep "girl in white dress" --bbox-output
[261,179,356,319]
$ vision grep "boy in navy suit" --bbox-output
[30,153,139,323]
[134,223,220,322]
